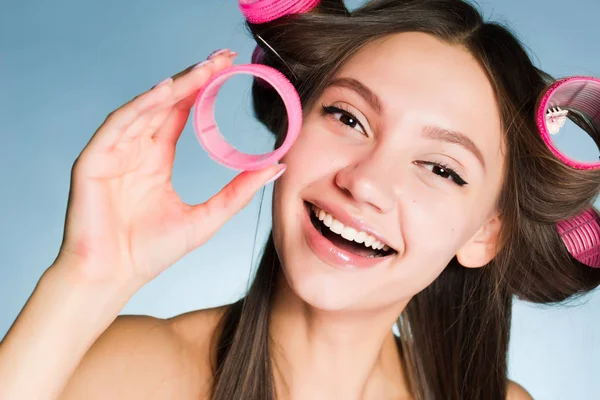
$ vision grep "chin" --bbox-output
[273,229,399,313]
[279,258,367,311]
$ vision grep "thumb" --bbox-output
[185,163,287,248]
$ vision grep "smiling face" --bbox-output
[271,32,506,312]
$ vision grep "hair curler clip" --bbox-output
[545,106,569,135]
[537,76,600,267]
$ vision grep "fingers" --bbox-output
[86,79,173,151]
[85,49,236,153]
[185,164,287,249]
[126,50,236,145]
[152,50,237,144]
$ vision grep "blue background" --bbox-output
[1,1,598,398]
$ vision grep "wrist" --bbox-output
[48,254,142,301]
[0,260,137,400]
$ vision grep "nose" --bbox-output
[334,153,398,213]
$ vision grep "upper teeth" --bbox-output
[311,205,390,252]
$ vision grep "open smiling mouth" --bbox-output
[305,202,397,258]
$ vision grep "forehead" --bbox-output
[330,32,504,172]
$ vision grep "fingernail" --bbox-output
[207,48,229,59]
[265,164,287,185]
[154,77,172,88]
[229,51,238,59]
[192,59,212,70]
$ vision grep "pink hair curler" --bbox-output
[557,209,600,268]
[537,76,600,170]
[193,2,318,171]
[537,76,600,267]
[192,63,302,171]
[241,0,321,66]
[239,0,321,24]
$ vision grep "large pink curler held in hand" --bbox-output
[192,64,302,171]
[193,1,314,171]
[537,76,600,267]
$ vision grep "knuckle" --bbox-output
[104,109,120,123]
[105,105,140,126]
[70,157,85,179]
[220,183,240,209]
[71,153,90,173]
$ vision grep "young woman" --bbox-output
[1,0,598,399]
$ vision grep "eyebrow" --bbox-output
[326,77,487,172]
[328,77,383,114]
[422,126,487,172]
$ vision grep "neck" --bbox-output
[269,270,411,400]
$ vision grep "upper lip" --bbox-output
[308,199,396,251]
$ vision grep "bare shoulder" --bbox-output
[167,304,229,349]
[59,306,229,400]
[507,380,534,400]
[167,304,230,368]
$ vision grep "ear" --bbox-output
[456,213,502,268]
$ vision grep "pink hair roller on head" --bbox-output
[241,0,321,65]
[537,76,600,267]
[192,64,302,171]
[556,209,600,268]
[537,76,600,170]
[239,0,321,24]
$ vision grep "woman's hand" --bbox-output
[54,49,285,291]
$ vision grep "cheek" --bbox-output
[281,120,353,176]
[384,200,468,294]
[408,199,469,259]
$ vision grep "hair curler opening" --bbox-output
[192,64,302,171]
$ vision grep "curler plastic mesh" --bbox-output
[239,0,321,24]
[557,208,600,268]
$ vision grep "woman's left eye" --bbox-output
[322,105,367,136]
[419,161,468,187]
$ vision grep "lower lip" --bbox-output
[302,203,392,270]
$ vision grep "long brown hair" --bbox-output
[209,1,600,398]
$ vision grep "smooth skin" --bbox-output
[0,45,533,399]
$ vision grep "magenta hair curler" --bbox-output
[537,76,600,170]
[239,0,321,24]
[240,0,321,65]
[537,76,600,267]
[556,209,600,268]
[192,64,302,171]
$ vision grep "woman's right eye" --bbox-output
[321,104,368,136]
